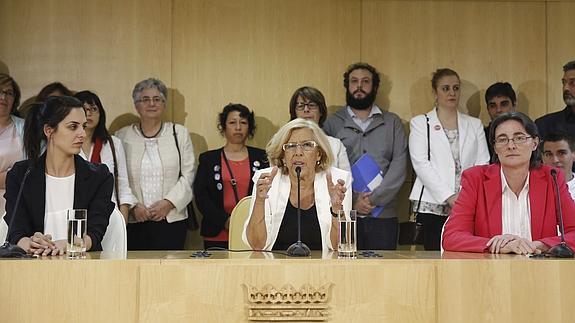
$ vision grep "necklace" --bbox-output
[139,122,163,139]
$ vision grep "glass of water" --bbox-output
[338,209,357,258]
[67,209,87,259]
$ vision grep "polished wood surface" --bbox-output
[1,251,574,322]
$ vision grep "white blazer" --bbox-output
[327,135,351,171]
[242,166,352,254]
[409,108,489,204]
[79,136,138,207]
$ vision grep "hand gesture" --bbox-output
[255,167,278,201]
[326,170,346,213]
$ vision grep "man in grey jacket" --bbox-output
[323,62,407,250]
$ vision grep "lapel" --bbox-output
[457,111,469,152]
[28,156,47,223]
[73,155,91,209]
[483,164,503,236]
[364,113,385,134]
[427,109,451,155]
[528,167,548,240]
[314,171,330,237]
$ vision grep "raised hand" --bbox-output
[326,170,346,213]
[255,167,278,201]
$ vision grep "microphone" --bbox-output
[0,167,34,258]
[287,166,310,256]
[545,169,574,258]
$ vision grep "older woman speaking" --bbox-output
[442,112,575,254]
[243,119,351,253]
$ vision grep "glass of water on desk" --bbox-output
[338,210,357,258]
[67,209,87,259]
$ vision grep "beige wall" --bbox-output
[1,0,573,241]
[2,0,572,150]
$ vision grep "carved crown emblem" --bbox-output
[242,283,334,321]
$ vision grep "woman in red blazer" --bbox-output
[442,112,575,254]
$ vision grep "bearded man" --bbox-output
[323,63,407,250]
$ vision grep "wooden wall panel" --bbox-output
[546,1,575,115]
[361,0,547,125]
[0,0,173,131]
[172,0,361,152]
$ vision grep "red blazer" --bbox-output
[442,164,575,252]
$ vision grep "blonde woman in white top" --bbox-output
[116,78,195,250]
[409,68,489,250]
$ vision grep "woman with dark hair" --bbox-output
[74,91,137,221]
[116,78,194,250]
[0,74,25,217]
[409,68,489,250]
[19,82,74,118]
[4,96,114,255]
[289,86,350,171]
[193,103,268,249]
[443,112,575,254]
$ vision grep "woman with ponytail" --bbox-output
[74,91,136,221]
[4,96,114,256]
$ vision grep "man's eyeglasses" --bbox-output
[282,140,318,152]
[137,96,165,105]
[494,134,532,146]
[0,89,15,99]
[295,102,319,111]
[83,104,99,114]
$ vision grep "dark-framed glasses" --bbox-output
[494,134,532,146]
[282,140,318,152]
[0,89,15,99]
[295,102,319,111]
[83,104,99,114]
[137,96,164,105]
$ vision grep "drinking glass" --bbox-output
[338,210,357,258]
[67,209,87,259]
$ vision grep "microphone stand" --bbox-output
[287,166,310,257]
[0,167,34,258]
[545,169,574,258]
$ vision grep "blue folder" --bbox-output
[351,154,384,217]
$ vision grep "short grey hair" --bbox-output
[132,78,168,103]
[563,60,575,73]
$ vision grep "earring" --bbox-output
[317,160,320,165]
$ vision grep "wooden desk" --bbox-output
[1,251,573,323]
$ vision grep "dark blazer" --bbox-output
[4,154,114,251]
[442,164,575,252]
[193,146,268,237]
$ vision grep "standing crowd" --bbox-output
[1,59,575,255]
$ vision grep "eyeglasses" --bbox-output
[295,102,319,111]
[83,104,99,114]
[494,135,533,146]
[0,89,15,99]
[282,140,318,152]
[137,96,165,105]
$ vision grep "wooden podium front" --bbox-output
[1,251,574,323]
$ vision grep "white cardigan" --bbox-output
[116,122,195,223]
[242,166,352,254]
[327,135,351,171]
[409,108,489,204]
[79,136,137,207]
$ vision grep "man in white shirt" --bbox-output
[541,131,575,200]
